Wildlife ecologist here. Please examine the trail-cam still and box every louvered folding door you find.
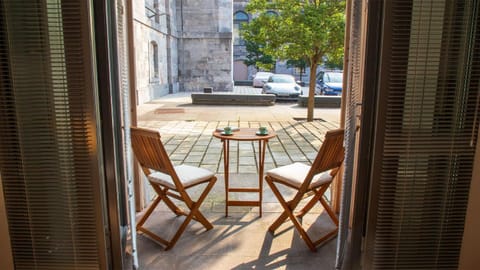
[0,1,121,269]
[361,1,480,269]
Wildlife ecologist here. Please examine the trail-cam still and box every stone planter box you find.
[191,93,276,106]
[297,95,342,108]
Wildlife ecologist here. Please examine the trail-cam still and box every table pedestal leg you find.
[258,140,268,217]
[223,139,230,217]
[222,136,269,217]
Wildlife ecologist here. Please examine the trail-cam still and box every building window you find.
[150,41,159,81]
[233,11,249,46]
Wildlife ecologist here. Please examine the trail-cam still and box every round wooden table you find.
[213,128,276,217]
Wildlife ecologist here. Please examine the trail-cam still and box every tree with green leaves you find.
[243,0,345,121]
[242,21,276,72]
[243,39,276,71]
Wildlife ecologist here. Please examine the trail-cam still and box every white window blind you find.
[365,0,480,269]
[0,1,107,269]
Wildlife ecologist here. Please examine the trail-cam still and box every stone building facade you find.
[133,0,233,105]
[177,0,233,92]
[133,0,179,104]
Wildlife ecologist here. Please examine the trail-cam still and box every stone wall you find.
[133,0,179,104]
[177,0,233,92]
[134,0,233,101]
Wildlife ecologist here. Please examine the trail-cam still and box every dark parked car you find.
[262,74,302,99]
[316,71,343,95]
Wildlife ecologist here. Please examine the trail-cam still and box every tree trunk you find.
[307,62,318,122]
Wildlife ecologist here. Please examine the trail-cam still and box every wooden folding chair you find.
[265,128,344,251]
[130,127,217,250]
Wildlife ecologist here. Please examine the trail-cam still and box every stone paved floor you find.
[138,120,339,174]
[134,87,341,269]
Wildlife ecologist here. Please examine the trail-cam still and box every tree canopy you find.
[243,39,276,71]
[242,0,345,121]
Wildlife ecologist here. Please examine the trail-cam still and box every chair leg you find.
[266,177,316,251]
[269,211,289,233]
[137,195,162,229]
[278,197,316,251]
[295,184,338,227]
[266,176,343,251]
[288,210,317,252]
[266,176,290,232]
[165,178,216,250]
[312,228,338,247]
[151,184,184,216]
[296,185,330,218]
[320,197,339,225]
[138,178,216,250]
[189,178,216,230]
[137,227,170,247]
[136,194,172,247]
[297,185,339,248]
[302,188,339,248]
[165,211,195,250]
[191,212,213,230]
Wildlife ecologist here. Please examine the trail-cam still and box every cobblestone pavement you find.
[135,87,341,268]
[136,86,341,174]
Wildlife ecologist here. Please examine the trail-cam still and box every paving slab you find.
[136,174,337,270]
[135,86,341,269]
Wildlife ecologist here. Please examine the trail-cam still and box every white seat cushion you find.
[266,162,333,189]
[148,164,215,190]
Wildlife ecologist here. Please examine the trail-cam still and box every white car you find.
[252,72,274,88]
[262,74,302,99]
